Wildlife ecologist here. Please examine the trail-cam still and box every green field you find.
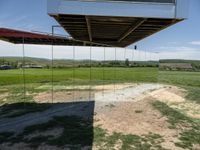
[159,71,200,87]
[1,67,200,86]
[0,67,158,104]
[0,67,159,86]
[0,67,199,104]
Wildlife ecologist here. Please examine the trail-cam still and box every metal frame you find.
[48,0,188,19]
[47,0,188,47]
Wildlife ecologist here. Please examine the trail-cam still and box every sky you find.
[0,0,200,60]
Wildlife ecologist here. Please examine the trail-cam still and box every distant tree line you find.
[0,57,159,69]
[54,59,159,68]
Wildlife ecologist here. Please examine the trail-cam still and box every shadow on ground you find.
[0,101,95,149]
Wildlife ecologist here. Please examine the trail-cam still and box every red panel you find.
[0,28,108,46]
[0,28,58,39]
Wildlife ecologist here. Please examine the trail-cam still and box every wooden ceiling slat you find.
[53,14,181,47]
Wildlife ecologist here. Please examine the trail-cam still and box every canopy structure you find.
[0,28,109,47]
[48,0,189,47]
[0,0,189,47]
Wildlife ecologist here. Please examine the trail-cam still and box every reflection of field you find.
[0,68,200,150]
[0,67,159,85]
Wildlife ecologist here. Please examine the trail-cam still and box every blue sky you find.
[0,0,200,60]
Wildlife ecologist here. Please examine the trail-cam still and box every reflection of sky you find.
[0,0,199,60]
[0,41,158,61]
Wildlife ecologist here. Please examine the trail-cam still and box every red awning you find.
[0,28,108,47]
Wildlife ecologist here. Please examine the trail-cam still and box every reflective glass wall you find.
[0,41,159,116]
[78,0,175,3]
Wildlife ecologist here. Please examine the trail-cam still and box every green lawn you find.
[0,67,159,86]
[0,68,200,115]
[159,71,200,87]
[0,67,158,105]
[1,67,200,87]
[1,68,200,101]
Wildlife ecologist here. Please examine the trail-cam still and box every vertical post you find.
[2,56,5,65]
[89,45,92,101]
[114,47,117,94]
[138,49,140,62]
[124,48,127,83]
[102,47,105,97]
[134,46,137,83]
[149,52,151,61]
[73,45,75,101]
[51,25,61,103]
[132,48,134,66]
[51,26,54,104]
[22,36,26,107]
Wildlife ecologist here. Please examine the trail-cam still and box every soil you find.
[94,98,182,150]
[34,83,137,103]
[0,83,198,150]
[150,86,200,119]
[0,92,8,103]
[149,86,186,103]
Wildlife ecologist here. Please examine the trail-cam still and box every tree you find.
[125,59,129,67]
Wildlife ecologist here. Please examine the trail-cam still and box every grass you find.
[153,101,200,149]
[1,68,199,87]
[152,101,191,129]
[159,71,200,87]
[0,67,159,86]
[184,86,200,104]
[0,116,92,148]
[0,103,51,118]
[0,115,166,149]
[24,116,93,148]
[94,127,166,150]
[0,68,200,149]
[0,115,93,148]
[0,132,14,144]
[0,67,158,104]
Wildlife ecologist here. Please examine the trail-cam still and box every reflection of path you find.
[0,101,94,133]
[94,83,163,112]
[0,83,163,133]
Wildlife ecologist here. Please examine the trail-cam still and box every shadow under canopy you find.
[0,101,95,149]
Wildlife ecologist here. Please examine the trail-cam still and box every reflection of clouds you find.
[158,50,200,60]
[0,41,159,61]
[155,45,200,60]
[157,46,197,52]
[190,41,200,46]
[1,40,199,61]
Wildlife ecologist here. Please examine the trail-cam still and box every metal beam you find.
[118,19,146,42]
[85,16,92,42]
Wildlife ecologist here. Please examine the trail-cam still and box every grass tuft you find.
[152,100,200,149]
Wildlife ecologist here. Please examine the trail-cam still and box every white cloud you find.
[0,41,158,61]
[0,40,199,61]
[158,51,200,60]
[190,41,200,45]
[154,45,200,60]
[157,46,197,52]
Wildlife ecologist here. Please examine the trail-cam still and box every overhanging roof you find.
[48,0,189,47]
[0,28,109,47]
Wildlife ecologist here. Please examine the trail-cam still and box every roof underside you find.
[53,15,181,47]
[0,28,108,47]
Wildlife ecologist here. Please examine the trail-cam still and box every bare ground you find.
[0,83,199,150]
